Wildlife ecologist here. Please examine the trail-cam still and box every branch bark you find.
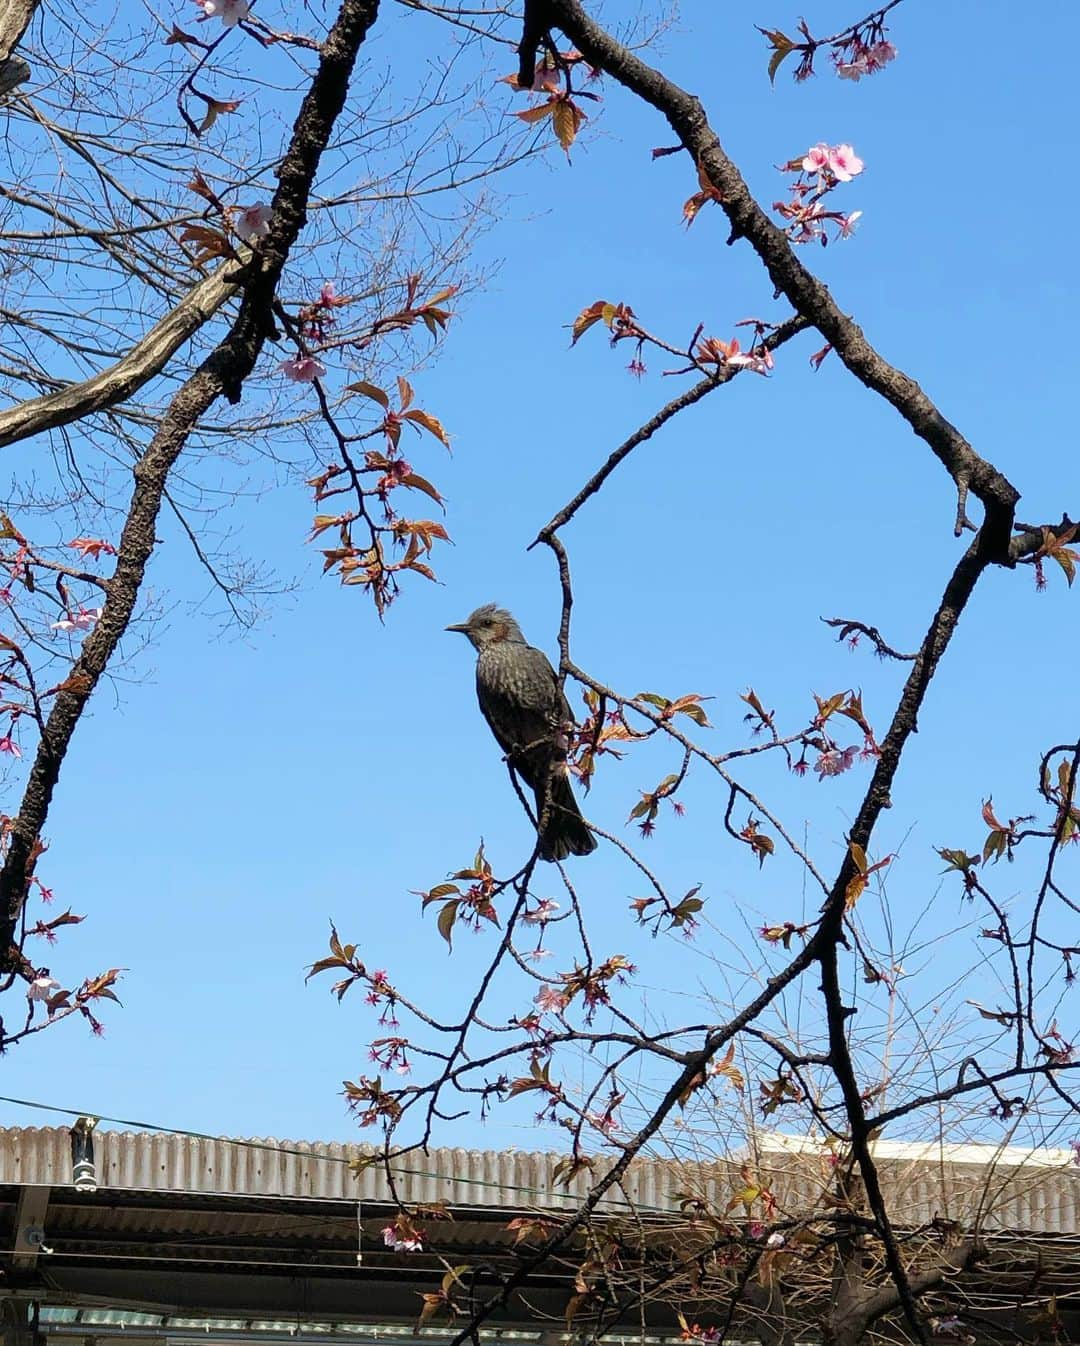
[835,1240,979,1346]
[0,0,35,62]
[0,260,240,448]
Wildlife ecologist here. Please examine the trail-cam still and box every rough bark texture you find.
[0,0,35,62]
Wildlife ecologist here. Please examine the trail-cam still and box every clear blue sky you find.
[4,0,1078,1154]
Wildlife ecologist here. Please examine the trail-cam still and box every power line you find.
[0,1093,677,1214]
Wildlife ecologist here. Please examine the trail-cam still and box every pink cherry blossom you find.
[585,1109,619,1136]
[523,899,560,924]
[828,144,864,182]
[838,210,863,239]
[867,41,897,70]
[280,356,326,383]
[836,58,870,81]
[0,734,20,758]
[234,202,273,243]
[51,607,102,633]
[535,985,565,1013]
[195,0,249,26]
[815,745,858,779]
[802,143,830,174]
[381,1226,423,1252]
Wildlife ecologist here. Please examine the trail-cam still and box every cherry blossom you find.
[194,0,249,27]
[585,1108,619,1136]
[828,144,864,182]
[837,211,863,238]
[51,607,102,633]
[868,40,898,70]
[776,148,865,244]
[836,58,870,81]
[799,143,864,184]
[815,745,858,779]
[801,143,830,174]
[28,975,61,1002]
[279,356,326,383]
[523,898,560,924]
[834,38,896,80]
[0,734,20,758]
[381,1225,423,1252]
[535,985,565,1013]
[234,202,273,243]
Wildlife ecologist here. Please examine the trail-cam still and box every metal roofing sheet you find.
[1,1125,1078,1233]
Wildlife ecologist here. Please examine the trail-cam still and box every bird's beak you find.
[445,622,469,634]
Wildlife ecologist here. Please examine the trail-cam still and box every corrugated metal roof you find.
[2,1125,1079,1233]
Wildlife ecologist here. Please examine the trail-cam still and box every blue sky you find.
[4,0,1078,1156]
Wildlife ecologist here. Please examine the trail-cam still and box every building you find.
[0,1125,1078,1345]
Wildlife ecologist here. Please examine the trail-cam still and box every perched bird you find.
[446,604,597,862]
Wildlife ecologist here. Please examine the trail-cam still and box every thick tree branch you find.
[0,0,35,62]
[826,1238,980,1346]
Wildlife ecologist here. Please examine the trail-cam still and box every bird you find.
[446,604,597,862]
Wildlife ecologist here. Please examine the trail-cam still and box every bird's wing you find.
[476,644,565,763]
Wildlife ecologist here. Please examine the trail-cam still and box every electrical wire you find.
[0,1092,671,1214]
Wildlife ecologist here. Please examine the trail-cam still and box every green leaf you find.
[757,27,796,85]
[937,847,979,873]
[636,692,670,709]
[754,27,797,84]
[437,899,459,947]
[983,829,1008,864]
[423,883,461,903]
[1051,548,1077,586]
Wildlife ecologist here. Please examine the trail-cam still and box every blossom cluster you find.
[835,38,897,81]
[774,143,864,246]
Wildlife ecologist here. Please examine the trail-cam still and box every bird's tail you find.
[536,771,597,862]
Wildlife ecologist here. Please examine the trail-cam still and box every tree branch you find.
[0,259,240,449]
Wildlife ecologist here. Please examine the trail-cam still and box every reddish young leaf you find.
[400,473,445,507]
[344,380,390,409]
[402,408,450,447]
